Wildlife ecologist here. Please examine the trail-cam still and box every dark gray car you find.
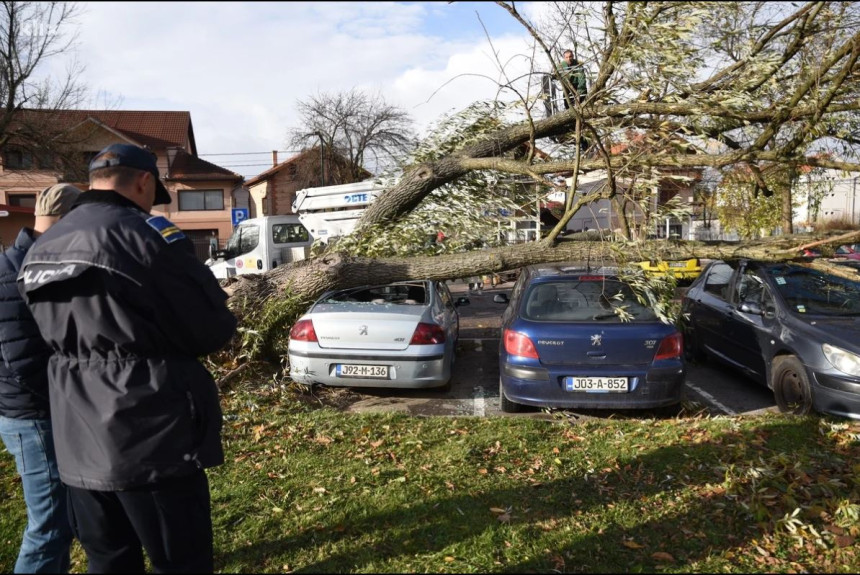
[681,259,860,419]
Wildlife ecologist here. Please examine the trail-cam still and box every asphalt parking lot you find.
[342,278,779,420]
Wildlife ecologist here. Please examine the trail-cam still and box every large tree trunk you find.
[227,230,860,311]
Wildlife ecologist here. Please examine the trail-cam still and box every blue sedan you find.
[495,263,685,413]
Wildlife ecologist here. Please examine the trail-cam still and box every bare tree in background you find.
[0,1,87,161]
[286,89,417,183]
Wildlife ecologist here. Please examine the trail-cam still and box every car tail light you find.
[410,323,446,345]
[289,319,318,342]
[654,333,682,361]
[504,329,539,359]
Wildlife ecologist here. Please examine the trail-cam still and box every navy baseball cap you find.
[88,143,172,205]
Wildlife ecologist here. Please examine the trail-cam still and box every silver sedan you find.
[288,280,469,390]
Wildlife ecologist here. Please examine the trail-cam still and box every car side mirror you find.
[455,297,470,307]
[739,301,763,315]
[493,293,509,304]
[212,249,229,260]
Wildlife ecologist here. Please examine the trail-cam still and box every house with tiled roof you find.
[0,109,245,259]
[244,147,371,218]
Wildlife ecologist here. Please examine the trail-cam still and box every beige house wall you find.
[165,180,236,246]
[248,181,270,218]
[0,171,66,204]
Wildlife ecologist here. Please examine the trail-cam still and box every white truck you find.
[292,179,386,243]
[206,179,386,279]
[205,214,313,279]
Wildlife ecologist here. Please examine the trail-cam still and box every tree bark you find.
[227,230,860,313]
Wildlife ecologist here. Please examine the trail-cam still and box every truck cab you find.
[206,215,312,279]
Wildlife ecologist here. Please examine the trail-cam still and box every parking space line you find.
[686,381,736,415]
[472,385,486,416]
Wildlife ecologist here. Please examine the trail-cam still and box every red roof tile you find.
[13,109,196,154]
[244,148,372,187]
[166,148,242,182]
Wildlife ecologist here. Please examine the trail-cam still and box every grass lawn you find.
[2,378,858,573]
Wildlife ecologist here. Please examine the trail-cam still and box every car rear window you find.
[767,267,860,315]
[522,279,658,322]
[322,283,427,305]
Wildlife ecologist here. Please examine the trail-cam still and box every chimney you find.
[272,150,278,167]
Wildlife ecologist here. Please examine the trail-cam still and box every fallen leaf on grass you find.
[623,540,645,549]
[497,513,511,523]
[490,507,507,514]
[651,552,674,562]
[835,535,856,548]
[444,556,455,562]
[313,487,326,494]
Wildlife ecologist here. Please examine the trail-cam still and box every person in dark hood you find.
[0,183,81,573]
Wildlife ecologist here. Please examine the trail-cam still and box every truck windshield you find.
[225,224,259,255]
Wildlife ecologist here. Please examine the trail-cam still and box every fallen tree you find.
[221,2,860,363]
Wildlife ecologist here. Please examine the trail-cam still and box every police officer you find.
[19,143,237,573]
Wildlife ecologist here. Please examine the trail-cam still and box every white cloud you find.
[52,1,540,178]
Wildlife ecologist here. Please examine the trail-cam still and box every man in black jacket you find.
[19,143,237,573]
[0,183,80,573]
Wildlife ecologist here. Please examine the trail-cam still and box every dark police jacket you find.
[0,228,52,420]
[18,190,237,491]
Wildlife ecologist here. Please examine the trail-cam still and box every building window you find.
[178,189,225,211]
[4,149,33,169]
[287,164,298,179]
[7,194,36,208]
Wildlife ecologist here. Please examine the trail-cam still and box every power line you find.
[199,150,297,157]
[216,162,286,167]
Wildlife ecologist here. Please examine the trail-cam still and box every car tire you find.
[772,355,814,415]
[499,377,521,413]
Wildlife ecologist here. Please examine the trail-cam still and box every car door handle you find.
[587,351,606,358]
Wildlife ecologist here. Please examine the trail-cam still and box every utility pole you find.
[317,132,325,186]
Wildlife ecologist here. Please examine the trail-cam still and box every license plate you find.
[669,262,688,268]
[336,364,389,379]
[564,376,628,392]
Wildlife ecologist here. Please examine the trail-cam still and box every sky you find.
[53,1,547,179]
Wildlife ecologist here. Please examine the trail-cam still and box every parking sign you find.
[231,208,249,226]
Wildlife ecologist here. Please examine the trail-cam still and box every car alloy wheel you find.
[772,355,813,415]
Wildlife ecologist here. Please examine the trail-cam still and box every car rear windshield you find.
[522,278,658,322]
[321,283,428,305]
[767,267,860,315]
